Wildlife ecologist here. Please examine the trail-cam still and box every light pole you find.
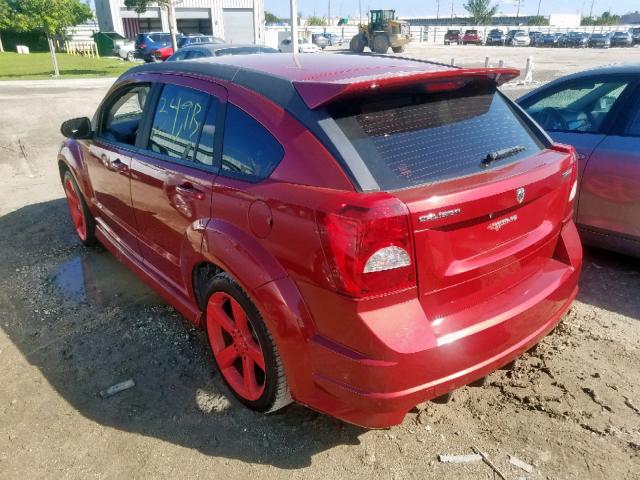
[536,0,542,16]
[290,0,298,53]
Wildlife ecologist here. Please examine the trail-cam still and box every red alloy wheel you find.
[206,292,267,401]
[63,177,87,241]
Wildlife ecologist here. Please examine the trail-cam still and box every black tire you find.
[126,51,135,61]
[349,34,365,53]
[391,45,405,53]
[203,272,292,413]
[62,170,97,246]
[372,34,390,54]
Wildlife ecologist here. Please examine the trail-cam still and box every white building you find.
[95,0,264,44]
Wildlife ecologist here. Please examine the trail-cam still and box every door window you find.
[221,105,284,181]
[522,79,629,133]
[148,84,209,161]
[100,84,150,146]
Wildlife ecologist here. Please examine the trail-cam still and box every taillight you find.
[139,43,147,49]
[317,195,416,298]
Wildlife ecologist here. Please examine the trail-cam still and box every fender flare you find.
[58,141,93,202]
[200,219,316,400]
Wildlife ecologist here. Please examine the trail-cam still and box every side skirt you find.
[95,219,202,325]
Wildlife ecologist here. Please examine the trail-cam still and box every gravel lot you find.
[1,45,640,479]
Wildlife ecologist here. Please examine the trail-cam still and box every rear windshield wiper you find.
[480,145,525,168]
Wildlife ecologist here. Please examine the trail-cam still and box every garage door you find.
[223,9,254,44]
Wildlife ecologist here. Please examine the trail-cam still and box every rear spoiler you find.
[292,67,520,109]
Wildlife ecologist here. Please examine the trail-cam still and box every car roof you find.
[180,43,271,51]
[126,53,518,109]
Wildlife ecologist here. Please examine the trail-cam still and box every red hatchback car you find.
[462,29,483,45]
[58,54,582,428]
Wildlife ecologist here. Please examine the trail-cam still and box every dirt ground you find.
[1,46,640,479]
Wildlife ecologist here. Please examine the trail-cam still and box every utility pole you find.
[589,0,595,18]
[167,1,178,52]
[516,0,522,20]
[436,0,440,21]
[290,0,298,53]
[328,0,331,26]
[450,0,454,23]
[536,0,542,16]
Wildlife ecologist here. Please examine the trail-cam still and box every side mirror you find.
[61,117,93,139]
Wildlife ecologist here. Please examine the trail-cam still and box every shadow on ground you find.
[578,245,640,319]
[2,200,639,468]
[0,199,364,469]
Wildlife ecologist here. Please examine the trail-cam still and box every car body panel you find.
[517,65,640,256]
[58,54,582,427]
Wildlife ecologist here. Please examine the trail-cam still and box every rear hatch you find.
[325,80,575,319]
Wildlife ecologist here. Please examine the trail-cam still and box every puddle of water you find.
[54,251,162,308]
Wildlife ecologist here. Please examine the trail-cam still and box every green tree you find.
[124,0,179,51]
[463,0,498,25]
[0,0,10,52]
[306,15,326,26]
[528,15,549,26]
[581,11,621,26]
[264,11,280,24]
[7,0,92,76]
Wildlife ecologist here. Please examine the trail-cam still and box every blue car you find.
[134,32,172,62]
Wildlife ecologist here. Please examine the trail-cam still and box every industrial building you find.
[94,0,264,44]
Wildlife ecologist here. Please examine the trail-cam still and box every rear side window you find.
[149,34,171,43]
[329,83,544,190]
[148,84,208,161]
[221,105,284,181]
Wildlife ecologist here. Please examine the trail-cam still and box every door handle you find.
[106,158,128,173]
[175,183,205,200]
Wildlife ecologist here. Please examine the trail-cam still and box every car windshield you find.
[613,32,627,37]
[465,30,478,35]
[328,82,544,190]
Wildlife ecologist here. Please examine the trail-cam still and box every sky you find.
[265,0,639,19]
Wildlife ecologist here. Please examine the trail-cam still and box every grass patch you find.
[0,52,135,80]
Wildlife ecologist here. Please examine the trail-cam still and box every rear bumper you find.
[299,220,582,428]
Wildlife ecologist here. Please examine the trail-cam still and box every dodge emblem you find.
[516,187,525,204]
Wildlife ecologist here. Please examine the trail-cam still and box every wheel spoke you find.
[247,341,265,370]
[231,299,249,333]
[242,356,260,398]
[208,301,236,334]
[216,344,239,368]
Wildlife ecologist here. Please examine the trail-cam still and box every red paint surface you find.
[58,57,581,427]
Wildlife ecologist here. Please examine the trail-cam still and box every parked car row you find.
[448,28,638,48]
[137,33,226,62]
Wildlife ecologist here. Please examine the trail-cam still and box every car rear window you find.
[149,34,171,43]
[328,82,545,191]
